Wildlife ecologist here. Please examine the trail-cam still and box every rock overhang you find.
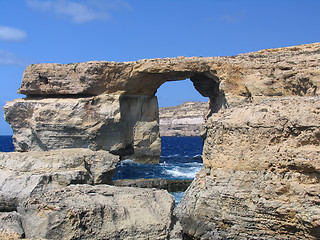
[17,57,223,97]
[17,42,320,106]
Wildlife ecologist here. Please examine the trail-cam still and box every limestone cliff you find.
[175,96,320,239]
[4,95,160,163]
[159,101,207,136]
[5,42,320,161]
[1,42,320,239]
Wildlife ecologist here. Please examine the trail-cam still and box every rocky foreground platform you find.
[1,42,320,239]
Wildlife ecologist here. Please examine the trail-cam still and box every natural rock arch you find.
[7,58,229,163]
[2,43,320,239]
[5,44,320,163]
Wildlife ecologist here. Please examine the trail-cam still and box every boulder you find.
[175,96,320,239]
[0,149,119,211]
[17,184,180,240]
[0,212,24,239]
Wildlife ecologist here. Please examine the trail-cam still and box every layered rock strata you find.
[5,42,320,161]
[0,149,119,211]
[1,42,320,239]
[159,101,207,136]
[17,184,180,240]
[4,95,160,163]
[175,96,320,239]
[5,42,320,160]
[18,43,320,101]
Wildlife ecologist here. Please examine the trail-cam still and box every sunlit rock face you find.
[4,94,160,163]
[175,96,320,239]
[17,185,178,240]
[18,43,320,102]
[2,42,320,239]
[0,149,119,211]
[7,43,320,159]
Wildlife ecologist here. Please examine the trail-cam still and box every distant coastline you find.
[159,101,207,137]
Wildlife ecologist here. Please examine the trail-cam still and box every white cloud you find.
[206,11,246,24]
[26,0,130,23]
[0,49,31,67]
[0,26,27,42]
[220,11,246,24]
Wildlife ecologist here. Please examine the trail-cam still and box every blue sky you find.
[0,0,319,135]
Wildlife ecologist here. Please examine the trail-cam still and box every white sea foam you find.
[121,159,135,163]
[185,162,203,166]
[118,159,143,166]
[163,164,203,179]
[165,154,179,158]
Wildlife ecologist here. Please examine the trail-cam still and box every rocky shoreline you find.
[113,178,193,192]
[1,42,319,239]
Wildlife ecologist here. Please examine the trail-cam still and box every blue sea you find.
[113,136,203,180]
[0,136,14,152]
[0,136,203,204]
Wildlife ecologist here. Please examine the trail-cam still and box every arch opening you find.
[112,74,223,204]
[156,78,209,108]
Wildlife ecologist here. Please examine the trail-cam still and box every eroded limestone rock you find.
[0,149,119,211]
[17,184,180,240]
[0,212,24,240]
[4,94,160,163]
[175,96,320,239]
[2,42,320,239]
[18,43,320,106]
[18,59,217,96]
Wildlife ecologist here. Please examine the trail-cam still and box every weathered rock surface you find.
[5,43,320,160]
[113,178,193,192]
[159,101,208,136]
[18,43,320,105]
[175,96,320,239]
[18,59,217,96]
[4,94,160,163]
[202,96,320,170]
[0,212,24,239]
[0,149,119,211]
[17,184,180,240]
[2,42,320,239]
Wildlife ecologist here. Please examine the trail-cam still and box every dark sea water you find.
[0,135,203,204]
[113,136,203,180]
[114,136,204,205]
[0,136,14,152]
